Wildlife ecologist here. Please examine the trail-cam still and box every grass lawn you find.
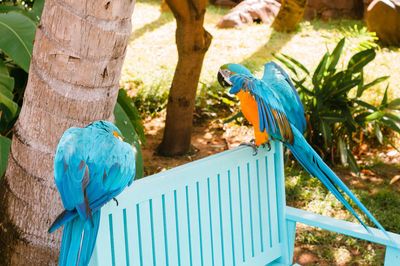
[124,0,400,264]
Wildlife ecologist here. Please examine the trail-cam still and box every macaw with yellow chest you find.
[218,62,389,237]
[48,120,136,266]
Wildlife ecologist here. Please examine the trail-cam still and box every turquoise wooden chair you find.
[88,141,400,266]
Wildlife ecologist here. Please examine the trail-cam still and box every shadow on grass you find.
[131,11,174,41]
[240,28,296,73]
[307,19,366,31]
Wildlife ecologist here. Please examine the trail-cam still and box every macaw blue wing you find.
[262,62,307,134]
[225,63,390,240]
[54,126,135,219]
[51,121,136,266]
[230,74,295,144]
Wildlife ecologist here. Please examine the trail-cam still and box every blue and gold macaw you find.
[218,62,389,237]
[49,120,136,266]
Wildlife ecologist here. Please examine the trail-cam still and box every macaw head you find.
[218,63,252,94]
[88,120,124,141]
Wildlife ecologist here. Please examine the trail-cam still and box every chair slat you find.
[151,196,167,266]
[197,178,213,266]
[266,155,279,246]
[209,173,224,266]
[175,187,191,266]
[137,201,154,266]
[238,162,253,262]
[110,209,128,266]
[248,159,262,257]
[163,191,179,266]
[187,182,202,266]
[219,170,234,266]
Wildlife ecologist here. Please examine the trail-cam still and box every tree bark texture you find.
[0,0,135,264]
[158,0,212,156]
[272,0,308,32]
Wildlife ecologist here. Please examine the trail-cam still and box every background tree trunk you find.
[158,0,212,156]
[272,0,308,32]
[0,0,135,264]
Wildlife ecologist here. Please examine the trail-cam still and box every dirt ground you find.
[141,113,253,176]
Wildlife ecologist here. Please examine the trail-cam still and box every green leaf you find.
[312,53,329,90]
[0,5,38,23]
[338,137,347,166]
[223,111,243,123]
[347,49,375,73]
[280,53,310,75]
[354,111,373,124]
[343,108,357,132]
[114,102,144,180]
[0,90,19,121]
[0,59,15,97]
[356,76,389,98]
[353,99,378,111]
[329,79,360,98]
[381,84,389,106]
[381,118,400,132]
[364,111,384,122]
[347,149,359,174]
[0,136,11,179]
[117,89,146,146]
[327,38,345,72]
[294,78,314,96]
[320,113,346,122]
[0,12,36,72]
[387,98,400,109]
[375,123,383,144]
[0,73,14,98]
[383,113,400,123]
[382,135,400,153]
[320,119,331,147]
[31,0,45,23]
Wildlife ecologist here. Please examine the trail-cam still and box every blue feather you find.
[59,211,101,266]
[50,121,136,265]
[286,127,392,238]
[224,62,390,240]
[262,62,306,133]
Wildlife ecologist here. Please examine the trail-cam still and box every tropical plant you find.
[0,0,43,178]
[273,38,400,172]
[115,88,145,179]
[339,24,379,51]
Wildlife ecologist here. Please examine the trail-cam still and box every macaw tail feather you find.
[286,126,390,239]
[49,209,77,233]
[59,210,101,266]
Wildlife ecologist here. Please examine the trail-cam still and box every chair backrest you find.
[89,142,288,266]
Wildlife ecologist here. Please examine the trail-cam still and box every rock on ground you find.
[366,0,400,46]
[216,0,281,28]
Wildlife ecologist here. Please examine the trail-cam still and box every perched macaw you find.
[49,120,136,266]
[218,62,389,237]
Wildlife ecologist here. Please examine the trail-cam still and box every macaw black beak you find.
[218,68,233,87]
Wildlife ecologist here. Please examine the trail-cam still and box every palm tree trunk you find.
[272,0,308,32]
[0,0,135,264]
[158,0,212,156]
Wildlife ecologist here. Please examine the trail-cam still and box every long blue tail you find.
[286,126,390,239]
[59,210,101,266]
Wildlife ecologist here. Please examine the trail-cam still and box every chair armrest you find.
[285,206,400,248]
